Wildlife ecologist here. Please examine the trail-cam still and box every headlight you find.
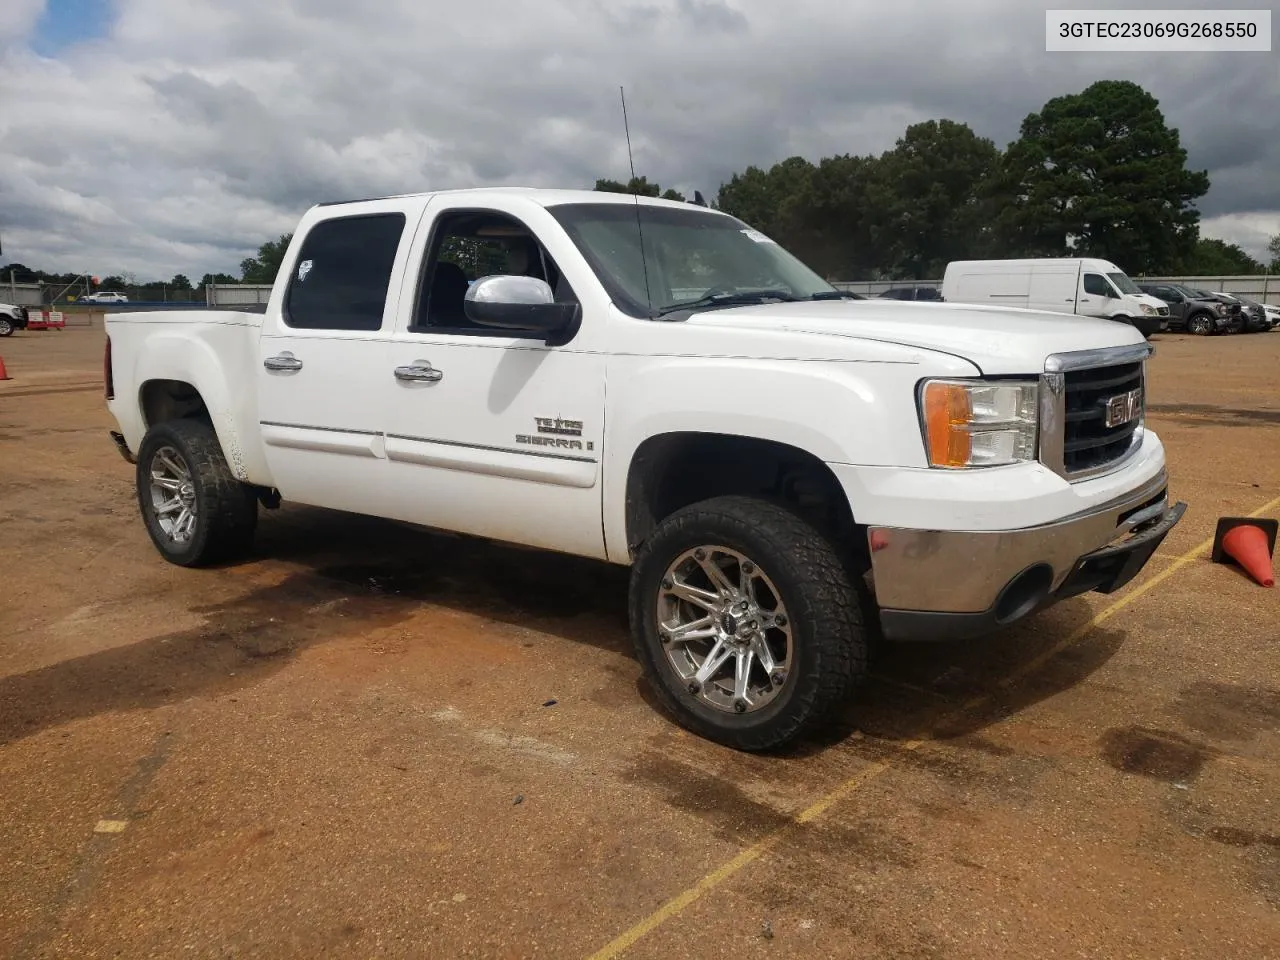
[1215,303,1227,314]
[919,380,1039,469]
[1139,304,1155,315]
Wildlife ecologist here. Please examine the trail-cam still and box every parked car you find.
[1187,289,1249,335]
[0,302,28,336]
[103,187,1185,751]
[878,285,943,302]
[1259,301,1280,328]
[941,257,1168,337]
[1135,283,1237,335]
[80,291,130,304]
[1229,296,1274,333]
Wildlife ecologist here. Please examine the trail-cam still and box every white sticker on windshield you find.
[297,259,313,282]
[740,228,776,244]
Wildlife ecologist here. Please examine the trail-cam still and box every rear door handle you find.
[264,353,303,371]
[394,363,443,383]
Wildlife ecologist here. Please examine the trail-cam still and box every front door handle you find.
[394,363,443,383]
[264,353,303,372]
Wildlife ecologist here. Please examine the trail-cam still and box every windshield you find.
[547,202,837,317]
[1107,271,1141,296]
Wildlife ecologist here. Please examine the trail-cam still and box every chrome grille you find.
[1156,306,1169,317]
[1039,344,1151,481]
[1062,362,1144,474]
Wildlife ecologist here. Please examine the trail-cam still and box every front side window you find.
[1082,273,1115,298]
[284,213,406,331]
[547,202,836,317]
[412,209,577,333]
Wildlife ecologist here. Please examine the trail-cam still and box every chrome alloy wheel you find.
[148,445,198,544]
[656,545,793,714]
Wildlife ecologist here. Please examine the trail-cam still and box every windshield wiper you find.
[657,288,799,316]
[807,291,862,301]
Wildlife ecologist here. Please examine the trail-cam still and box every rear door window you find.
[284,213,407,331]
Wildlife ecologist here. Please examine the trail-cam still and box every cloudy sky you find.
[1,0,1276,280]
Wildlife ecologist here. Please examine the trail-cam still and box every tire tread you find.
[136,418,257,566]
[629,495,867,752]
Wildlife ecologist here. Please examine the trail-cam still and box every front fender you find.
[601,351,979,562]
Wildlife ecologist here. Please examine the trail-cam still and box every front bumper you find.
[868,469,1186,641]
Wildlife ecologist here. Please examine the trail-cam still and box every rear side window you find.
[284,213,406,331]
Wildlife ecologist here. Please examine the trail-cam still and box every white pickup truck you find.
[104,187,1185,751]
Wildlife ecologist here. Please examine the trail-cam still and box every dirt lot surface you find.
[2,323,1278,959]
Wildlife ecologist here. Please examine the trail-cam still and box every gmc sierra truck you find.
[103,188,1185,751]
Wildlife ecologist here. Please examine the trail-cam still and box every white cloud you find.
[0,0,1277,278]
[1201,213,1280,264]
[0,0,43,46]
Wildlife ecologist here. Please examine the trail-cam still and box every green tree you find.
[1177,237,1263,275]
[773,154,882,279]
[594,176,684,201]
[169,274,192,289]
[875,120,1002,277]
[715,156,815,240]
[995,80,1209,274]
[1268,233,1280,272]
[240,233,294,283]
[201,272,239,286]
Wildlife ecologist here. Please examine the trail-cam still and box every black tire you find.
[628,495,867,752]
[1187,313,1214,336]
[1113,315,1155,339]
[135,418,258,566]
[0,317,13,337]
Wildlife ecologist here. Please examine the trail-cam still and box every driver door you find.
[377,194,609,559]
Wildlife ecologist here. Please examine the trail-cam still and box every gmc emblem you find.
[1104,387,1143,429]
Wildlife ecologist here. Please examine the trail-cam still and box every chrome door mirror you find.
[463,275,578,341]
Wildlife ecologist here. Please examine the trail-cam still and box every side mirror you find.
[463,275,580,343]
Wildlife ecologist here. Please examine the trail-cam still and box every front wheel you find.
[0,317,13,337]
[1187,313,1214,336]
[135,418,258,566]
[628,496,868,752]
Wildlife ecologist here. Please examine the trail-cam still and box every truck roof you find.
[314,186,708,212]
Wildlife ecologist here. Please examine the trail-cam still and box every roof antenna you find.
[619,85,655,318]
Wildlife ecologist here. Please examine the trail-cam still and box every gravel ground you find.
[1,322,1278,960]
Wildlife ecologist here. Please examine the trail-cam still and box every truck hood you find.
[681,299,1146,375]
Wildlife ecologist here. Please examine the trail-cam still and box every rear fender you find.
[127,332,269,484]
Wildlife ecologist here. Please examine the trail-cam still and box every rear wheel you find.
[0,317,12,337]
[628,496,867,752]
[135,419,258,566]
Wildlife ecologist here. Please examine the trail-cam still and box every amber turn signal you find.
[923,381,973,468]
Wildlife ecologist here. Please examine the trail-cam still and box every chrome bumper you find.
[867,470,1186,641]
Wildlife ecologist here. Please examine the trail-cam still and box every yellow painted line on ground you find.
[584,492,1280,960]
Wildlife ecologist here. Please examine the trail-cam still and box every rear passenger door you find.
[256,204,420,515]
[1153,286,1187,325]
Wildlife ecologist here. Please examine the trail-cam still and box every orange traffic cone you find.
[0,356,9,381]
[1211,517,1277,587]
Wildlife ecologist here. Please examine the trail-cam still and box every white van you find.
[941,258,1168,338]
